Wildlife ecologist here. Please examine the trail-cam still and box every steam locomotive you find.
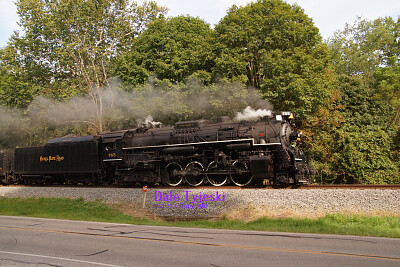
[0,112,311,186]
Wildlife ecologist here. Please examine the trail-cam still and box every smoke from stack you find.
[0,80,273,148]
[234,106,272,121]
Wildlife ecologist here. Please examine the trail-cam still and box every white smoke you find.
[140,115,162,128]
[0,80,275,148]
[234,106,272,121]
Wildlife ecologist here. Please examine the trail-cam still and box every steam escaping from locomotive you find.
[234,106,272,121]
[140,115,162,128]
[0,80,276,149]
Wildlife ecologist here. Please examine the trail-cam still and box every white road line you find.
[0,250,123,267]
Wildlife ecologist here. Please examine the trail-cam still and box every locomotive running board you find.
[123,139,254,150]
[123,139,282,150]
[103,159,123,162]
[253,143,281,146]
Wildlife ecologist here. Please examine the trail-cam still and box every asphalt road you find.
[0,216,399,267]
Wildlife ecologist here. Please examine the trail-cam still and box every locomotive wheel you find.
[185,161,204,186]
[206,161,229,186]
[164,163,183,186]
[231,161,253,186]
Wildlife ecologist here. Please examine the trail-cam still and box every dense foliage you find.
[325,17,400,184]
[214,0,334,122]
[113,16,215,87]
[0,0,399,183]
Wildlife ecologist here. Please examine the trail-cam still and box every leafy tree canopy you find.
[214,0,334,122]
[6,0,167,98]
[374,62,400,128]
[329,16,400,80]
[1,0,167,132]
[112,15,215,87]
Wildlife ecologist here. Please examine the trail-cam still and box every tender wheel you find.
[206,161,229,186]
[231,161,253,186]
[35,176,45,185]
[164,163,183,186]
[185,161,204,186]
[84,176,95,185]
[4,174,16,185]
[101,167,115,185]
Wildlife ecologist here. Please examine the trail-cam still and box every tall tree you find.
[328,17,399,81]
[214,0,334,121]
[0,46,36,108]
[326,16,400,183]
[113,15,215,87]
[6,0,167,132]
[375,63,400,127]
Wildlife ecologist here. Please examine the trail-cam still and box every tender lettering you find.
[40,155,64,163]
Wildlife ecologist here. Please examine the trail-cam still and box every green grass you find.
[0,197,399,238]
[0,197,152,224]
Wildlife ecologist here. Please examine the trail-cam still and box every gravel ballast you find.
[0,187,399,218]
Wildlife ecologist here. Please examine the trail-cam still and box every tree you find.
[322,76,398,183]
[375,63,400,127]
[328,16,400,80]
[331,124,399,184]
[214,0,334,122]
[0,42,39,108]
[6,0,167,132]
[326,17,400,183]
[113,15,215,87]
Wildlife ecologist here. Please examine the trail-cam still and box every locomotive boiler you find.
[1,111,311,186]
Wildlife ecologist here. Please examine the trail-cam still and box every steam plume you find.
[140,115,162,128]
[0,80,273,148]
[234,106,272,121]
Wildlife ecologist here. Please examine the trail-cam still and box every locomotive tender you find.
[0,112,311,186]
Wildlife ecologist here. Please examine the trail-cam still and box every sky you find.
[0,0,399,48]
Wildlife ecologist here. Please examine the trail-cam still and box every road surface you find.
[0,216,399,266]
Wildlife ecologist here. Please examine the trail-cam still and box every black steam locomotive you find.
[0,112,311,186]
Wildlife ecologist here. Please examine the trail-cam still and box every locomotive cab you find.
[100,130,127,162]
[98,130,129,184]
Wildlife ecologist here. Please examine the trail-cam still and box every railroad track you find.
[1,184,400,189]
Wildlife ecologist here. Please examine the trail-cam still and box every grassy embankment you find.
[0,197,399,238]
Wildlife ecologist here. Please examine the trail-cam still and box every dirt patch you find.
[116,202,161,220]
[116,202,221,222]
